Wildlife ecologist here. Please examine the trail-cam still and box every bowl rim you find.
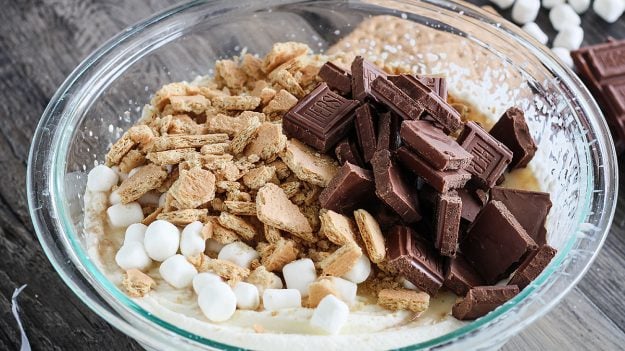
[27,0,619,350]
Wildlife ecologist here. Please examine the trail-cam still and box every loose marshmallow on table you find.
[522,22,549,45]
[124,223,148,245]
[198,281,237,322]
[542,0,564,9]
[553,25,584,50]
[218,242,259,269]
[87,165,119,192]
[115,241,152,271]
[327,277,357,306]
[282,258,317,297]
[549,4,581,31]
[159,254,198,289]
[593,0,625,23]
[263,289,302,310]
[180,221,206,258]
[310,295,350,335]
[551,47,574,68]
[193,272,223,295]
[341,254,371,284]
[512,0,540,24]
[143,220,180,261]
[569,0,591,13]
[233,282,260,310]
[489,0,515,9]
[107,202,144,228]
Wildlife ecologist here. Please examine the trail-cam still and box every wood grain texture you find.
[0,0,623,350]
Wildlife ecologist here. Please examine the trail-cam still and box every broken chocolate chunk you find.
[490,186,552,245]
[354,104,378,163]
[457,122,512,189]
[462,200,538,283]
[370,76,425,121]
[351,56,387,102]
[319,162,375,213]
[386,226,445,295]
[400,119,473,171]
[456,187,486,223]
[508,245,557,290]
[489,107,537,169]
[318,62,352,95]
[334,138,364,167]
[452,285,520,320]
[435,191,462,257]
[417,75,448,100]
[377,111,402,152]
[283,82,359,152]
[371,150,421,223]
[396,147,472,193]
[444,254,485,296]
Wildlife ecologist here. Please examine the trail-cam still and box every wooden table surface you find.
[0,0,623,350]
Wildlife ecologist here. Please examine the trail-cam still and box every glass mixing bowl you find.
[27,0,618,350]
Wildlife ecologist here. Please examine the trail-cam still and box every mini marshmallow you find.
[593,0,625,23]
[110,165,128,181]
[551,47,574,68]
[124,223,148,245]
[233,282,260,310]
[180,221,206,258]
[522,22,549,45]
[115,241,152,271]
[489,0,515,9]
[310,295,350,335]
[568,0,591,13]
[542,0,564,9]
[262,289,302,310]
[159,254,198,289]
[87,165,119,192]
[198,281,237,322]
[282,259,317,297]
[218,242,259,269]
[109,190,122,205]
[553,25,584,50]
[107,202,144,228]
[341,254,371,284]
[193,272,223,295]
[138,191,161,206]
[206,239,225,254]
[549,4,581,31]
[512,0,540,24]
[144,220,180,261]
[328,277,357,306]
[402,277,419,290]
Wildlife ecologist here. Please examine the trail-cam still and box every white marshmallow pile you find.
[217,241,259,269]
[144,220,180,261]
[263,289,302,310]
[594,0,625,23]
[180,221,205,258]
[341,254,371,284]
[159,254,198,289]
[87,165,119,192]
[107,202,144,228]
[283,259,317,297]
[233,282,260,310]
[198,281,237,322]
[511,0,541,24]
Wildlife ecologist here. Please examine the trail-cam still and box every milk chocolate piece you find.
[509,245,557,290]
[319,162,375,213]
[435,191,461,257]
[417,75,448,100]
[457,122,512,189]
[452,285,519,320]
[318,62,352,95]
[389,74,462,133]
[456,188,485,223]
[490,187,552,245]
[396,147,472,193]
[400,120,473,171]
[489,107,537,169]
[371,150,421,223]
[370,76,425,121]
[334,138,364,167]
[462,200,538,283]
[354,104,378,163]
[387,226,445,295]
[351,56,387,102]
[444,254,485,296]
[283,83,359,152]
[377,112,402,152]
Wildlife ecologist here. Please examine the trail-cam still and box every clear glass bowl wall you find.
[27,0,617,350]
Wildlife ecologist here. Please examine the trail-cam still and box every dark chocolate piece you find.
[396,147,472,193]
[370,150,421,223]
[417,75,448,100]
[400,120,473,171]
[462,200,538,283]
[318,62,352,96]
[354,104,378,163]
[456,188,485,223]
[444,255,485,296]
[283,83,359,152]
[452,285,519,320]
[319,162,375,213]
[508,245,557,290]
[387,226,445,295]
[489,107,537,169]
[457,122,512,189]
[490,186,552,246]
[376,112,401,152]
[389,74,462,133]
[435,191,461,257]
[334,138,364,167]
[370,76,425,120]
[351,56,387,102]
[373,203,402,231]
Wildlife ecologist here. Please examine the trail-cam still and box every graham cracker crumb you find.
[262,42,310,73]
[206,112,258,137]
[354,209,386,263]
[307,279,339,308]
[224,201,257,216]
[281,139,338,187]
[262,89,298,116]
[211,220,240,244]
[229,116,261,155]
[256,183,314,241]
[213,95,261,111]
[242,165,276,190]
[169,95,211,115]
[253,324,265,333]
[319,242,362,277]
[200,142,230,155]
[218,212,257,241]
[378,289,430,313]
[203,257,250,283]
[168,167,216,209]
[244,122,287,161]
[201,221,214,240]
[106,133,136,166]
[260,238,299,272]
[215,59,247,90]
[246,266,282,292]
[128,125,155,147]
[240,54,263,81]
[119,149,146,174]
[151,82,195,110]
[117,164,167,204]
[280,181,301,198]
[269,160,291,180]
[263,224,282,244]
[141,207,163,226]
[122,269,156,297]
[157,167,179,193]
[201,154,234,171]
[150,134,229,152]
[157,208,208,226]
[271,69,305,97]
[319,209,358,246]
[146,148,198,165]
